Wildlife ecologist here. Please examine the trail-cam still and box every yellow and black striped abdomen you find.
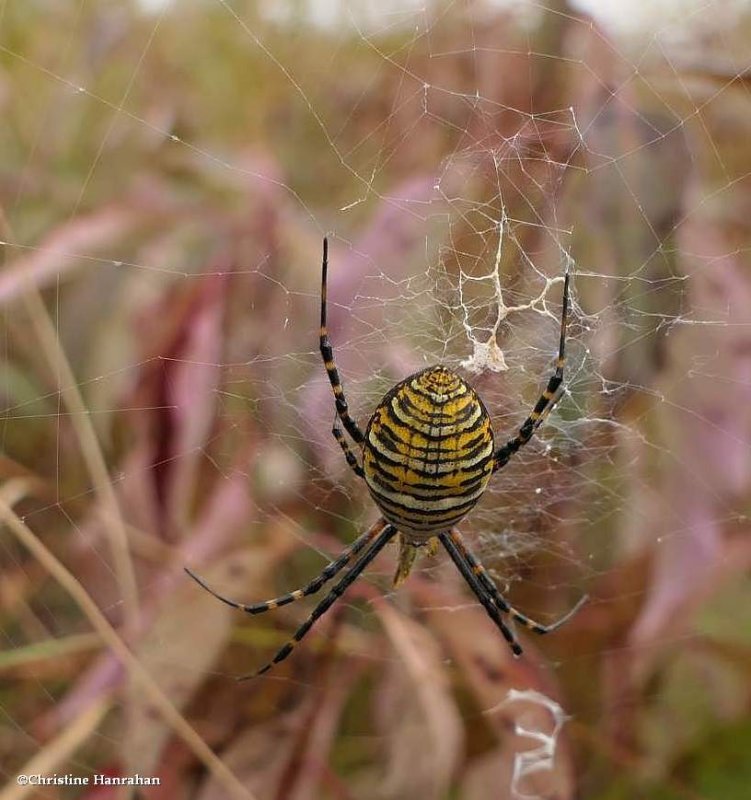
[363,365,494,538]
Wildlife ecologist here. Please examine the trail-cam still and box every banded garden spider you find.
[186,238,587,678]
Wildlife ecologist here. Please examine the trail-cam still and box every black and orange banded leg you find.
[493,267,570,473]
[439,530,522,656]
[446,528,587,638]
[320,237,366,457]
[184,520,387,617]
[245,523,397,679]
[332,419,364,478]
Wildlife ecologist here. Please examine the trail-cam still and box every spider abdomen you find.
[363,365,494,537]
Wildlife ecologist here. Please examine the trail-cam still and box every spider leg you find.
[320,237,366,448]
[332,417,364,478]
[184,519,387,615]
[438,530,522,656]
[446,528,587,636]
[493,267,570,473]
[244,523,397,679]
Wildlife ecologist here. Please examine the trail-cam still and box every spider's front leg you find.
[185,519,389,617]
[439,530,522,654]
[442,528,587,649]
[246,522,397,679]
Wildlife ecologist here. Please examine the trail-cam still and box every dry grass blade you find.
[0,697,111,800]
[0,489,258,800]
[375,600,463,799]
[22,285,140,634]
[0,206,138,304]
[0,633,101,673]
[124,575,234,778]
[37,467,260,737]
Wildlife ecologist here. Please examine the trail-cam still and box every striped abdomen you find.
[363,365,494,538]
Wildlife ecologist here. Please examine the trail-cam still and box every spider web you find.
[0,2,750,800]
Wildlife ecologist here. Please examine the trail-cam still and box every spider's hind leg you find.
[331,417,364,478]
[493,268,571,473]
[320,237,366,446]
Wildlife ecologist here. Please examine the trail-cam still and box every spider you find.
[186,237,587,678]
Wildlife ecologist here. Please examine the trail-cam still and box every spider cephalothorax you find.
[186,237,586,677]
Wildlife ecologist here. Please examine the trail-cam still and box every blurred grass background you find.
[0,1,750,799]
